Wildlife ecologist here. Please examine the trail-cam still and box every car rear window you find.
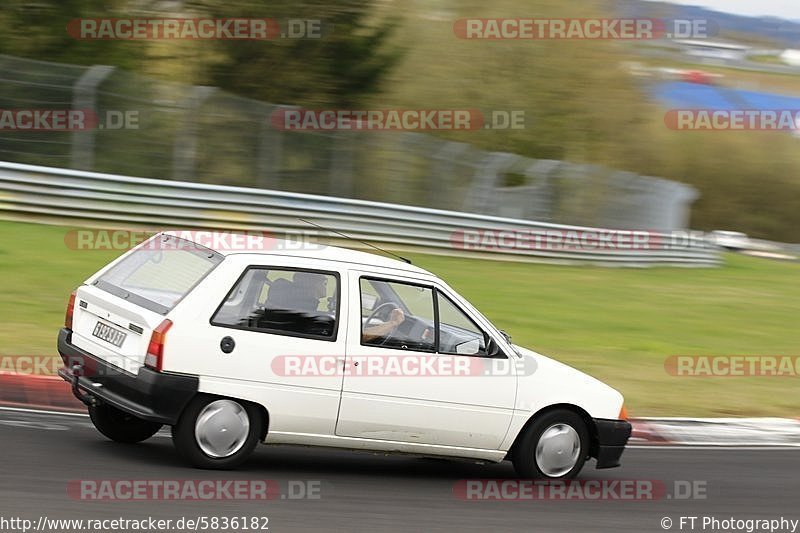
[94,234,224,314]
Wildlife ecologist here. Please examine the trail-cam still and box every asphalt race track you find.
[0,407,797,532]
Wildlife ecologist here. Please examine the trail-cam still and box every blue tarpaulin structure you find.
[651,81,800,110]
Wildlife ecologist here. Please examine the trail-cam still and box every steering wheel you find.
[365,302,403,346]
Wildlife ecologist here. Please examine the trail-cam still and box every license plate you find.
[92,321,127,348]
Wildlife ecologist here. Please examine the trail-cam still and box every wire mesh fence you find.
[0,54,698,230]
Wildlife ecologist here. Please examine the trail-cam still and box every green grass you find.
[2,220,799,417]
[749,55,784,66]
[0,221,117,352]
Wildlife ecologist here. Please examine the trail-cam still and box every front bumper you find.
[592,418,632,469]
[56,327,197,425]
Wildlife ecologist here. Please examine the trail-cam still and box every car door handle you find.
[220,336,236,354]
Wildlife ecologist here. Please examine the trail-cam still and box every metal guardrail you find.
[738,238,799,262]
[0,162,720,267]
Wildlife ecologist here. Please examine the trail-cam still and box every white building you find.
[674,39,750,62]
[780,49,800,67]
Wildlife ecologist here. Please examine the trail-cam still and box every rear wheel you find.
[88,403,163,443]
[172,395,262,469]
[512,409,589,479]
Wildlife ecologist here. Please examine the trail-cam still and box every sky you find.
[643,0,800,20]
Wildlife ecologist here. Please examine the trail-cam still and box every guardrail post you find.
[71,65,115,170]
[525,159,561,222]
[638,177,698,231]
[258,105,287,189]
[431,141,469,210]
[172,86,216,181]
[463,152,516,215]
[330,131,355,198]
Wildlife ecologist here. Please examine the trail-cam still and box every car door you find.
[335,270,517,450]
[178,262,348,437]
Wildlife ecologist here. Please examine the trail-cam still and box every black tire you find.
[171,395,263,469]
[88,403,163,443]
[512,409,589,479]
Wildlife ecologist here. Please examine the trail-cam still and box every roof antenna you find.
[298,218,412,264]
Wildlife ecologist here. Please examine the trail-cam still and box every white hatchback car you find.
[58,231,631,478]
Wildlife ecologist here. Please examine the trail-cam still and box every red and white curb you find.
[0,373,82,412]
[630,417,800,447]
[1,373,798,446]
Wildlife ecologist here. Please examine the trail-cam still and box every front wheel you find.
[88,403,163,443]
[512,409,589,479]
[172,395,263,469]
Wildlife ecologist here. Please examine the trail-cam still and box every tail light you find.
[64,291,77,330]
[619,404,629,421]
[145,319,173,372]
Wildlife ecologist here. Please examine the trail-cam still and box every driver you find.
[362,308,405,342]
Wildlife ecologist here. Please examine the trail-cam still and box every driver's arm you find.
[362,308,405,342]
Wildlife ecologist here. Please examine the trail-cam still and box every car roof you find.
[161,230,433,276]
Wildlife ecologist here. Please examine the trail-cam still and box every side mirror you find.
[486,337,503,358]
[455,338,481,355]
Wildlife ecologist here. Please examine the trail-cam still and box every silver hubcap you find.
[194,400,250,458]
[535,423,581,477]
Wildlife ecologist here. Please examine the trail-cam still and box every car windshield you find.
[95,234,224,314]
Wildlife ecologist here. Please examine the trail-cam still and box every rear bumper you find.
[592,418,632,469]
[57,327,197,425]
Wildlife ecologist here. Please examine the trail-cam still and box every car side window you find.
[212,267,339,340]
[360,278,435,352]
[436,292,488,356]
